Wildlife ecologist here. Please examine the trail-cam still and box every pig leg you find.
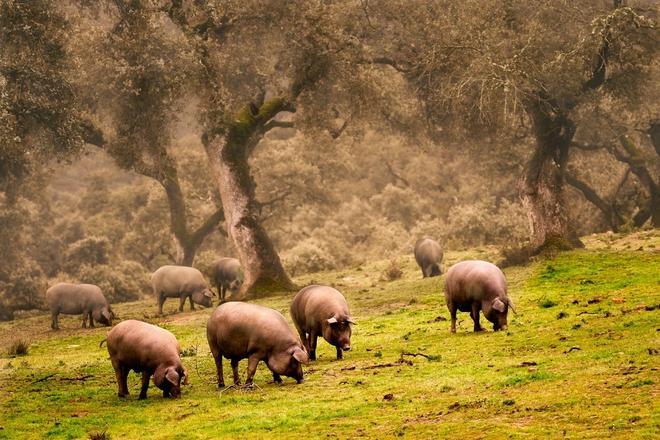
[336,346,343,360]
[310,332,318,361]
[178,295,186,312]
[230,359,241,386]
[81,312,88,328]
[471,303,483,332]
[244,355,261,387]
[212,352,225,388]
[51,312,59,330]
[272,372,282,384]
[158,292,166,316]
[113,362,130,397]
[89,311,95,328]
[448,302,457,333]
[189,295,195,311]
[139,371,150,400]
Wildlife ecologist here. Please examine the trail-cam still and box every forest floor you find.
[0,230,658,439]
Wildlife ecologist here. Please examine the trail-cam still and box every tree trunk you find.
[204,105,295,298]
[519,97,582,251]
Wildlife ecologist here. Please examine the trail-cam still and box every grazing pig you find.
[211,257,244,303]
[414,237,444,277]
[206,302,309,388]
[151,265,214,315]
[46,282,114,330]
[106,320,188,399]
[444,260,516,333]
[290,285,355,360]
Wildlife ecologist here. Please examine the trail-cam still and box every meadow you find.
[0,231,658,439]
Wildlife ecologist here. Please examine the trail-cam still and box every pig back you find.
[46,283,105,314]
[107,320,180,370]
[152,265,207,297]
[207,302,298,357]
[445,260,507,304]
[212,258,240,281]
[291,285,350,330]
[414,238,443,265]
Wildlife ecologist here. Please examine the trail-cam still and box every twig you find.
[60,375,93,381]
[31,374,56,384]
[401,351,431,360]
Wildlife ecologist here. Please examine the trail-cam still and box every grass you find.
[0,231,659,439]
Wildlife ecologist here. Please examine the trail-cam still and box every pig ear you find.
[326,316,338,325]
[507,298,517,314]
[204,290,213,298]
[292,347,309,365]
[492,298,506,313]
[165,367,180,386]
[182,368,190,385]
[346,317,357,325]
[101,309,112,321]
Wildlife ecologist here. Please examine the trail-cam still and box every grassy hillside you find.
[0,231,658,439]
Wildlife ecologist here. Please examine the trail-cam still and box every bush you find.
[282,238,336,276]
[382,258,403,281]
[76,260,149,303]
[62,236,110,274]
[8,339,29,357]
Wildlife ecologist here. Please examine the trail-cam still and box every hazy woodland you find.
[0,0,658,438]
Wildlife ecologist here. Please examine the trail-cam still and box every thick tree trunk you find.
[204,104,295,298]
[519,97,582,251]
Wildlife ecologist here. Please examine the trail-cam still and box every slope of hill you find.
[0,231,658,439]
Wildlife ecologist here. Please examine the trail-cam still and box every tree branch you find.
[189,207,225,249]
[263,120,295,133]
[565,171,622,230]
[382,158,410,187]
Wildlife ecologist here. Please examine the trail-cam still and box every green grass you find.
[1,231,659,439]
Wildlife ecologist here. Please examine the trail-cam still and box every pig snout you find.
[342,344,351,351]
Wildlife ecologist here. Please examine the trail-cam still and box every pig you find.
[444,260,516,333]
[414,237,444,277]
[151,265,214,315]
[211,257,244,303]
[106,320,188,399]
[290,285,355,361]
[206,302,309,388]
[46,282,114,330]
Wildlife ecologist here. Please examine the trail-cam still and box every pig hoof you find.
[118,393,128,398]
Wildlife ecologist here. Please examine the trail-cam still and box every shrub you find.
[76,260,149,303]
[8,339,29,357]
[282,238,336,276]
[62,237,110,274]
[382,258,403,281]
[88,430,111,440]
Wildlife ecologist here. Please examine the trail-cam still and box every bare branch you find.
[382,158,410,187]
[263,120,295,133]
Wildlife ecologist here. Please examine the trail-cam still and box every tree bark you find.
[519,96,582,251]
[204,99,296,298]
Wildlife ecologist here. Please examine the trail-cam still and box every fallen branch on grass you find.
[31,374,56,384]
[59,375,93,381]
